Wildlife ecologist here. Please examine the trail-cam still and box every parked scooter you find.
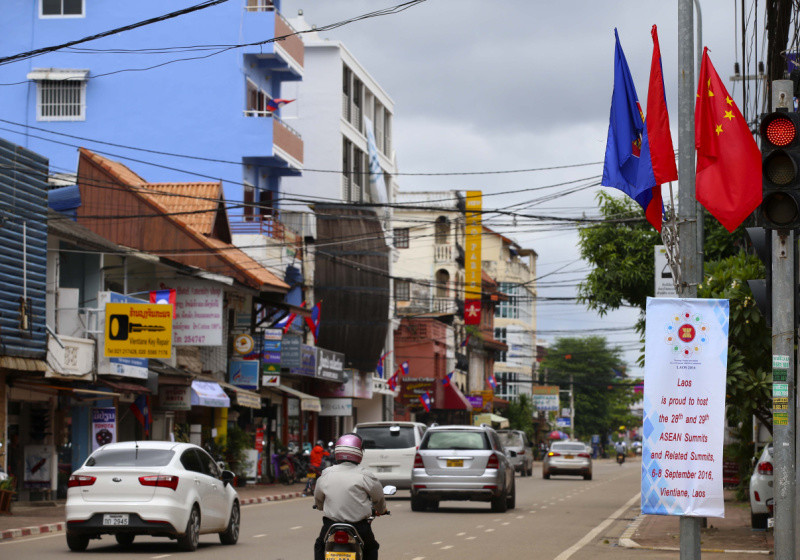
[316,485,396,560]
[616,452,626,465]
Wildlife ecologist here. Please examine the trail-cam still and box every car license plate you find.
[326,552,356,560]
[103,514,129,526]
[446,459,463,468]
[564,455,574,460]
[377,466,391,473]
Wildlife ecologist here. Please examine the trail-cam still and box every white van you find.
[354,421,427,489]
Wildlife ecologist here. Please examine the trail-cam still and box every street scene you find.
[0,1,792,558]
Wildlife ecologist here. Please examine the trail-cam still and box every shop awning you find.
[97,378,150,395]
[474,413,510,429]
[269,385,321,412]
[437,382,472,411]
[190,380,230,408]
[217,380,262,409]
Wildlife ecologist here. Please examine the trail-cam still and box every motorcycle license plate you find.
[446,459,463,467]
[564,455,574,459]
[326,553,356,560]
[103,514,129,526]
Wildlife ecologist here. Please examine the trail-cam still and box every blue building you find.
[0,0,304,224]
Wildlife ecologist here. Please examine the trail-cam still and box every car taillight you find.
[138,475,179,491]
[518,450,525,455]
[333,530,352,544]
[414,453,424,468]
[68,475,96,488]
[486,454,499,469]
[548,451,560,457]
[757,461,774,475]
[754,490,761,502]
[578,453,591,458]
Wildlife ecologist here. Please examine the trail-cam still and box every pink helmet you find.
[334,433,364,464]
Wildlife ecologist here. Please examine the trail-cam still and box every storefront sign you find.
[262,374,281,386]
[104,303,173,359]
[531,386,560,412]
[158,385,192,411]
[92,407,117,451]
[316,369,373,399]
[23,444,55,489]
[467,395,484,409]
[464,190,482,325]
[234,334,255,355]
[170,279,224,346]
[320,398,353,416]
[316,348,345,382]
[234,390,261,409]
[97,292,149,379]
[229,360,259,390]
[262,329,282,368]
[289,344,316,377]
[655,245,678,297]
[399,378,436,406]
[642,298,728,517]
[281,333,302,369]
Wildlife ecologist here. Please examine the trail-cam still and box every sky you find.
[280,0,763,376]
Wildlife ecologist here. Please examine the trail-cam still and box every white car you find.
[65,441,240,552]
[749,443,774,529]
[355,421,426,489]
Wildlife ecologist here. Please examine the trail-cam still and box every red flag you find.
[695,48,761,232]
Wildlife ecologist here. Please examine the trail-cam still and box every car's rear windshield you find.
[551,443,586,453]
[85,448,175,467]
[498,432,524,447]
[422,431,489,450]
[358,426,416,449]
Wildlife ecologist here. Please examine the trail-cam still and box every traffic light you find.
[759,111,800,230]
[745,227,771,327]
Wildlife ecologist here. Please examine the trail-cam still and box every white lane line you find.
[152,555,172,559]
[516,515,524,519]
[553,493,640,560]
[466,536,477,540]
[456,532,466,536]
[485,528,495,533]
[432,541,442,545]
[541,506,547,509]
[412,557,425,560]
[501,522,510,526]
[290,526,302,530]
[528,510,537,514]
[476,524,485,528]
[253,534,267,538]
[441,545,454,550]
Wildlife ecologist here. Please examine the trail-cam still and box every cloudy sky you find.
[281,0,759,375]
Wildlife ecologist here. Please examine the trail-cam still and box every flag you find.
[460,334,471,348]
[695,47,762,232]
[601,29,660,230]
[487,374,497,391]
[647,25,678,185]
[419,391,432,412]
[376,350,393,378]
[364,116,388,204]
[442,371,454,386]
[400,361,410,376]
[266,98,294,112]
[304,300,322,343]
[388,372,399,391]
[280,301,306,334]
[149,289,176,318]
[130,395,151,437]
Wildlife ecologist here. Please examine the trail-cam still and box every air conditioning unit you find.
[47,333,94,378]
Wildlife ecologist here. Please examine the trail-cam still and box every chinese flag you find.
[695,48,761,232]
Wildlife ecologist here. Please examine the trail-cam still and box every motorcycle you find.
[273,448,297,485]
[616,452,626,465]
[316,485,396,560]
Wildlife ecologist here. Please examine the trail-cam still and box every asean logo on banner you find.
[664,309,709,359]
[464,299,481,325]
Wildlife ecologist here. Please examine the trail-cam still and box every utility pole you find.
[569,374,575,440]
[677,1,701,557]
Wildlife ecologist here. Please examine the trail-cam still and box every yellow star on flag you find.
[725,96,733,106]
[715,124,723,135]
[707,79,714,97]
[724,110,734,121]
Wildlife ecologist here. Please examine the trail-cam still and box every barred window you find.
[394,228,409,249]
[37,80,86,121]
[395,280,410,302]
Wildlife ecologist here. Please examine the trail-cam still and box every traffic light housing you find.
[745,226,771,327]
[759,111,800,230]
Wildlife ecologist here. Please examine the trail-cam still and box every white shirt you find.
[314,462,387,522]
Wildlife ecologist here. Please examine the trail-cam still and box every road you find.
[1,458,650,559]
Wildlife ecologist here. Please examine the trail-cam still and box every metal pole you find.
[693,0,704,284]
[773,230,796,560]
[569,374,575,440]
[678,0,701,557]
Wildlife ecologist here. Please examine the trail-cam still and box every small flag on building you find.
[266,98,294,112]
[376,350,393,378]
[400,361,410,376]
[130,394,151,437]
[460,334,471,348]
[442,372,454,386]
[388,372,399,391]
[149,289,176,318]
[419,391,432,412]
[305,300,322,343]
[487,374,497,391]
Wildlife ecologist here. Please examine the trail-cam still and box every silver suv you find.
[355,421,427,489]
[411,424,516,512]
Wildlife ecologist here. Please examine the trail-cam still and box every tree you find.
[505,394,535,441]
[539,336,637,441]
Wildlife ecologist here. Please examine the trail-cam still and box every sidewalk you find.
[619,490,773,555]
[0,481,309,542]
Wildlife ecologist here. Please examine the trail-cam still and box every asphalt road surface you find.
[1,458,652,560]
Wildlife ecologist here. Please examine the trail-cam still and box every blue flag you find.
[602,29,658,219]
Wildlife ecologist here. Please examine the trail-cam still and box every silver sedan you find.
[543,441,592,480]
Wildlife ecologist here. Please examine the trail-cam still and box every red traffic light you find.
[765,117,796,147]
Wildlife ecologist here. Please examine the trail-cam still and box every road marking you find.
[516,515,524,519]
[290,526,302,530]
[541,506,547,509]
[528,511,536,514]
[456,532,465,536]
[501,522,510,526]
[485,528,495,533]
[152,555,172,559]
[432,541,442,545]
[253,534,267,538]
[441,545,453,550]
[466,536,477,540]
[412,557,425,560]
[553,493,640,560]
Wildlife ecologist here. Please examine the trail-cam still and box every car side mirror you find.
[221,470,235,487]
[217,461,226,471]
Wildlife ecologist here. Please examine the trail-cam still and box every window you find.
[41,0,83,17]
[342,138,353,201]
[383,110,392,155]
[243,182,255,221]
[395,280,410,302]
[85,448,175,467]
[422,431,489,450]
[494,327,507,362]
[394,228,409,249]
[434,216,449,244]
[245,0,274,11]
[246,79,274,117]
[435,269,450,298]
[28,70,88,121]
[342,66,352,121]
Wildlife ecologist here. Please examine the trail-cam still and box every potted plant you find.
[225,425,254,486]
[0,475,16,514]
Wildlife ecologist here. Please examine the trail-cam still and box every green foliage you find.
[505,394,535,440]
[0,475,15,492]
[224,424,254,478]
[539,336,636,440]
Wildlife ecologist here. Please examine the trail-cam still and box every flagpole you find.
[678,1,701,558]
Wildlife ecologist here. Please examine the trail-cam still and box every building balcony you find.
[242,5,304,80]
[241,114,304,173]
[229,213,301,247]
[434,243,453,263]
[273,116,304,166]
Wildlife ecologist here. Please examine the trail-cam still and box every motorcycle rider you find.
[304,440,331,495]
[615,440,627,463]
[314,433,387,560]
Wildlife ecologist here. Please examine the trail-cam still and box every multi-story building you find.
[0,0,304,236]
[482,227,538,402]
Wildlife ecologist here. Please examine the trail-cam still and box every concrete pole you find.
[678,1,701,557]
[569,374,575,439]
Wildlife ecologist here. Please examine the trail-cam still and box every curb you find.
[0,492,307,542]
[618,512,771,555]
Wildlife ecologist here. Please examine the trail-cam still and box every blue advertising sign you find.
[229,360,259,390]
[281,333,302,369]
[290,344,316,377]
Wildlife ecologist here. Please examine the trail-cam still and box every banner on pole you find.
[641,298,729,517]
